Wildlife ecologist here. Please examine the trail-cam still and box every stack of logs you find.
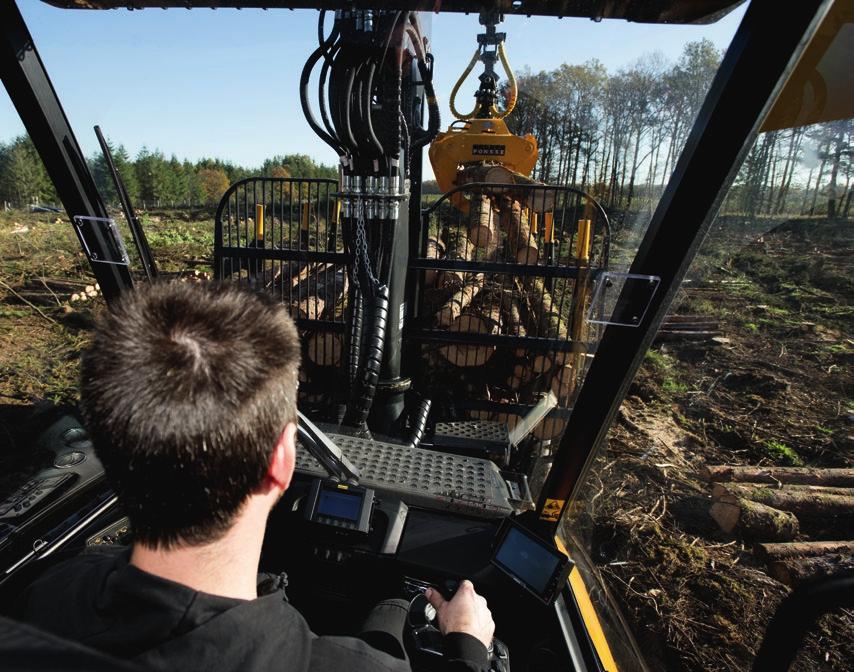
[704,464,854,587]
[4,271,211,308]
[424,191,588,441]
[287,262,348,368]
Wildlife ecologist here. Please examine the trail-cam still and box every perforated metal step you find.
[295,432,513,518]
[432,420,511,465]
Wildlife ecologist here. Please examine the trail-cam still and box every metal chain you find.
[353,198,379,288]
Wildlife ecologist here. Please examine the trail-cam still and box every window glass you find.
[0,4,741,509]
[562,12,854,666]
[420,10,742,502]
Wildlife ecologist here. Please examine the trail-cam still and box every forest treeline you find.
[505,39,852,219]
[0,139,336,210]
[1,38,851,219]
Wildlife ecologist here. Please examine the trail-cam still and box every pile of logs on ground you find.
[0,277,101,307]
[654,314,721,343]
[703,464,854,587]
[1,270,217,316]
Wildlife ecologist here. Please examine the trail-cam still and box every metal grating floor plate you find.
[295,432,513,518]
[432,421,511,464]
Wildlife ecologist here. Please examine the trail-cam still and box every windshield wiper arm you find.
[297,411,361,485]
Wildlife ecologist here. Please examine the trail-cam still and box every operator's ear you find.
[266,421,297,492]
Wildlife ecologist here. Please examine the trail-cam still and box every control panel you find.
[304,479,374,534]
[0,474,76,522]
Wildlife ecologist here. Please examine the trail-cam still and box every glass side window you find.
[561,9,854,667]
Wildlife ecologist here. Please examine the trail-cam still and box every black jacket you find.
[19,548,488,671]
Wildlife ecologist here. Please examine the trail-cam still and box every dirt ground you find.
[0,208,851,670]
[568,218,853,671]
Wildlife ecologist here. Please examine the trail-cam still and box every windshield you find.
[561,5,854,669]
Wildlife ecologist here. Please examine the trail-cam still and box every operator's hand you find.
[425,580,495,649]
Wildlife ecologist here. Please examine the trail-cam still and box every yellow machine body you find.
[428,117,538,196]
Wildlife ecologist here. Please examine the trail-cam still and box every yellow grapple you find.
[428,117,538,197]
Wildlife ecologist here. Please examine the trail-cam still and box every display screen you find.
[316,488,362,521]
[493,527,561,596]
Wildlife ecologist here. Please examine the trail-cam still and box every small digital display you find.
[316,489,362,521]
[494,527,561,596]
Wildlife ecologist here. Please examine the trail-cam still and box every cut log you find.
[424,237,445,287]
[526,276,569,371]
[506,362,534,390]
[713,483,854,533]
[456,164,555,212]
[502,292,528,358]
[528,364,577,441]
[293,296,325,320]
[491,412,519,432]
[550,364,577,403]
[531,353,554,374]
[468,194,495,248]
[527,276,569,342]
[306,332,342,367]
[435,274,485,328]
[290,262,331,289]
[767,553,854,588]
[754,540,854,562]
[501,197,538,265]
[710,498,799,541]
[700,465,854,488]
[292,264,347,320]
[531,410,567,442]
[655,330,721,343]
[439,229,476,289]
[439,305,500,367]
[712,483,854,499]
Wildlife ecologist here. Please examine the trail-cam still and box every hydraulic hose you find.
[318,41,340,144]
[300,44,344,155]
[344,284,390,428]
[347,289,364,385]
[331,49,358,155]
[407,396,432,448]
[411,55,441,151]
[363,60,384,160]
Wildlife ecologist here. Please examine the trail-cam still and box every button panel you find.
[315,514,358,530]
[0,474,74,521]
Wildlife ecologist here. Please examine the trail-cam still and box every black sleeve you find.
[444,632,489,672]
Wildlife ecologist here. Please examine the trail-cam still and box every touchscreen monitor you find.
[491,518,573,605]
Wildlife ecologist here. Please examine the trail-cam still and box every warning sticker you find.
[540,498,565,522]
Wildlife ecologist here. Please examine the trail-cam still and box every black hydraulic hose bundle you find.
[301,10,435,432]
[343,284,389,429]
[411,54,441,151]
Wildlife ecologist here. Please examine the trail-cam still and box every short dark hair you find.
[80,281,300,549]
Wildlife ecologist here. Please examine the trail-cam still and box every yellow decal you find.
[540,498,564,522]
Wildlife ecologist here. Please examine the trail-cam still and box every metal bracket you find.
[72,216,131,266]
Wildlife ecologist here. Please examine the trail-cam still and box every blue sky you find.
[1,1,745,177]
